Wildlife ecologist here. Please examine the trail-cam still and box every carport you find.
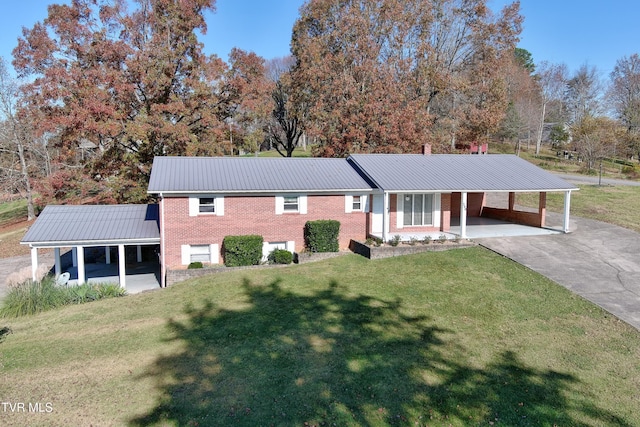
[21,204,160,290]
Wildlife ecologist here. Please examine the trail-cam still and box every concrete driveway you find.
[477,213,640,330]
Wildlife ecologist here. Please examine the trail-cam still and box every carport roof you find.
[348,154,579,192]
[21,204,160,247]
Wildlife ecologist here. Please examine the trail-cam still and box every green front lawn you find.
[517,184,640,232]
[1,249,639,426]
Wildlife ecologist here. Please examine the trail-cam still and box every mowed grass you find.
[1,248,639,426]
[517,184,640,232]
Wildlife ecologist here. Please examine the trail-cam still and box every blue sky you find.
[1,0,638,78]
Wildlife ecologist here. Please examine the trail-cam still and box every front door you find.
[371,195,383,234]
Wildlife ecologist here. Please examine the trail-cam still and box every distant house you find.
[22,147,578,288]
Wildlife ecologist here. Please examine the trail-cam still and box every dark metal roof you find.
[147,156,374,193]
[348,154,578,192]
[21,204,160,247]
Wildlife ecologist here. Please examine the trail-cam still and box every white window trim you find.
[397,193,440,229]
[188,196,224,217]
[276,195,307,215]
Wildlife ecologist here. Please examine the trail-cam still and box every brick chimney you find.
[422,143,432,155]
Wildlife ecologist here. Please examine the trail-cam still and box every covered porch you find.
[21,205,161,293]
[368,189,572,242]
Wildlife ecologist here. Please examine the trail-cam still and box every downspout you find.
[160,193,166,287]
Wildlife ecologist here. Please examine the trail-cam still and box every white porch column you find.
[118,244,126,289]
[72,247,78,267]
[136,245,142,263]
[382,192,390,243]
[30,247,38,281]
[460,192,468,239]
[54,248,61,276]
[77,246,86,285]
[563,190,572,233]
[105,246,111,264]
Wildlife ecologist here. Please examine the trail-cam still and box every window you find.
[403,194,434,226]
[190,245,211,263]
[276,195,307,214]
[283,196,299,212]
[198,198,215,214]
[189,196,224,216]
[182,244,219,265]
[352,195,362,211]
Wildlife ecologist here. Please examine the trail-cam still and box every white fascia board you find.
[152,189,375,196]
[23,237,161,248]
[384,187,579,194]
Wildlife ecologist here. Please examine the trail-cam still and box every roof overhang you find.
[22,237,161,249]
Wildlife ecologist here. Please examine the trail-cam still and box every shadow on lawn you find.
[131,278,629,426]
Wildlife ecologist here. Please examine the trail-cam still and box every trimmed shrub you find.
[304,220,340,252]
[187,261,203,269]
[269,249,293,265]
[223,235,264,267]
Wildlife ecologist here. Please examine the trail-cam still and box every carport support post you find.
[382,192,389,243]
[137,245,142,263]
[563,190,572,233]
[54,248,61,276]
[77,246,86,285]
[460,192,468,239]
[105,246,111,264]
[118,244,126,289]
[30,247,38,281]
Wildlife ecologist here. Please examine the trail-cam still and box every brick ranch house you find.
[22,150,577,289]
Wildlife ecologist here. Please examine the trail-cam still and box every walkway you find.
[477,213,640,330]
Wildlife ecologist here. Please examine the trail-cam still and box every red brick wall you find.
[451,192,486,217]
[161,194,367,269]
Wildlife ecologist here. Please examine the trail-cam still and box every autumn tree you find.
[608,54,640,159]
[534,61,568,154]
[225,49,273,155]
[564,64,604,125]
[571,116,621,172]
[0,57,42,220]
[266,56,306,157]
[497,49,540,150]
[13,0,228,203]
[291,0,522,156]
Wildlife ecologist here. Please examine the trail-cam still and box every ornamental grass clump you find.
[0,276,127,318]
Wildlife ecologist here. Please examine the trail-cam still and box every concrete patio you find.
[61,261,161,294]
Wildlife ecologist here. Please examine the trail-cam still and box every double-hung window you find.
[283,196,299,212]
[198,197,215,214]
[190,245,211,263]
[352,195,362,211]
[403,194,434,226]
[189,196,224,217]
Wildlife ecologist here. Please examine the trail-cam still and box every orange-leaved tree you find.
[13,0,229,203]
[290,0,522,156]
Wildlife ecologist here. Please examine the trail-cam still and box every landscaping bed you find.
[349,238,477,260]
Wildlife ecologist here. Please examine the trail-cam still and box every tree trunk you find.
[536,101,546,155]
[17,140,35,220]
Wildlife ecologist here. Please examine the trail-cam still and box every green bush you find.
[269,249,293,265]
[388,235,401,246]
[304,220,340,252]
[0,277,127,318]
[187,262,203,269]
[223,235,264,267]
